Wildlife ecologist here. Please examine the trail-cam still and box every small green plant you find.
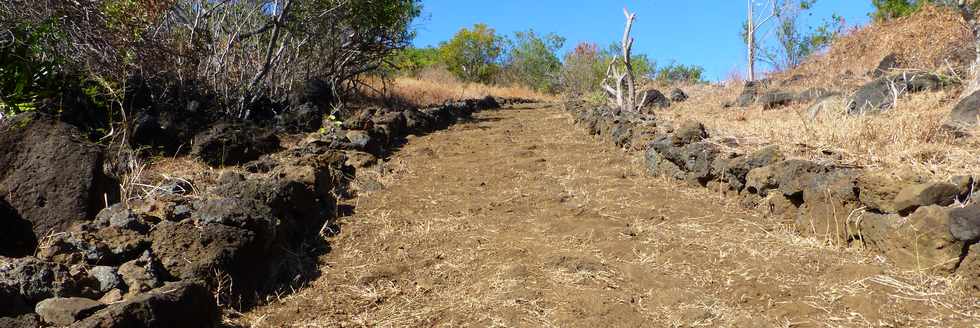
[318,114,343,135]
[0,20,68,116]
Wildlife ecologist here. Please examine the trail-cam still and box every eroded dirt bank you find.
[240,104,979,327]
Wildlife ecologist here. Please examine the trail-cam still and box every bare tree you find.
[746,0,778,81]
[959,0,980,95]
[602,8,647,112]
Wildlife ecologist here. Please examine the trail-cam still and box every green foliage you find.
[775,12,844,69]
[387,47,442,76]
[600,43,655,78]
[349,0,422,31]
[655,62,705,84]
[0,19,67,116]
[439,24,505,83]
[871,0,962,21]
[560,42,606,96]
[742,0,845,71]
[871,0,919,20]
[560,41,696,97]
[871,0,924,20]
[102,0,147,41]
[500,30,565,92]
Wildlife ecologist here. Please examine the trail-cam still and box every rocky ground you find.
[238,103,980,327]
[0,95,510,327]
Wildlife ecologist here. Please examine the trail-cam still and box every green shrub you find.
[559,42,605,96]
[499,30,565,92]
[387,47,442,76]
[655,62,706,84]
[438,24,505,83]
[871,0,962,21]
[0,20,67,115]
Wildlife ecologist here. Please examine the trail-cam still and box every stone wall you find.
[564,101,980,292]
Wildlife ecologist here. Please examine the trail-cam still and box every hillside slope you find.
[661,6,979,179]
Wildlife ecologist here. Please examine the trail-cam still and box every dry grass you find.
[364,67,556,108]
[771,5,974,90]
[662,6,980,180]
[666,85,980,179]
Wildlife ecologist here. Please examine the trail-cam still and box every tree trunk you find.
[621,9,638,112]
[960,0,980,96]
[747,0,755,81]
[601,9,644,113]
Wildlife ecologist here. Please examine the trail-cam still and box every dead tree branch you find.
[601,8,647,113]
[959,0,980,96]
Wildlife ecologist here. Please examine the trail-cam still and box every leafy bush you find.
[560,42,606,96]
[499,30,565,92]
[871,0,962,21]
[742,0,846,71]
[388,47,442,76]
[655,62,705,84]
[559,42,661,97]
[438,24,505,84]
[0,20,67,116]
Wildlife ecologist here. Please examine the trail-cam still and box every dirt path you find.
[239,104,979,327]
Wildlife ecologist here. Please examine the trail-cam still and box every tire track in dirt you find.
[238,104,980,327]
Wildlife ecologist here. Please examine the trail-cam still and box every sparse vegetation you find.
[744,0,847,76]
[668,5,979,179]
[1,0,422,124]
[655,62,706,84]
[871,0,966,20]
[4,2,980,328]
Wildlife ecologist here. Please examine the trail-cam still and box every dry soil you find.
[237,103,980,327]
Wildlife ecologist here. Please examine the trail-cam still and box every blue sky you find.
[412,1,876,81]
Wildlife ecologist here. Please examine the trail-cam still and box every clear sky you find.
[411,0,876,81]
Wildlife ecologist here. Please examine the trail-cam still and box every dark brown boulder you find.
[716,146,783,192]
[944,90,980,134]
[671,121,708,146]
[950,203,980,242]
[849,71,945,115]
[758,91,797,110]
[276,103,324,133]
[771,160,829,199]
[795,170,861,241]
[640,89,671,110]
[288,79,334,110]
[0,283,31,317]
[669,88,688,102]
[855,170,927,214]
[191,122,280,167]
[150,220,263,284]
[871,53,899,78]
[72,281,218,328]
[892,182,960,215]
[0,197,36,257]
[34,297,104,326]
[0,313,41,328]
[0,256,81,317]
[736,80,769,107]
[860,206,962,273]
[0,114,118,238]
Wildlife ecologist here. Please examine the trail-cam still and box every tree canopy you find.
[439,24,505,83]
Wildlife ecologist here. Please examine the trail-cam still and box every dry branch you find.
[602,8,647,113]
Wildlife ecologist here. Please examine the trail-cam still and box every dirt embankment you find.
[239,104,979,327]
